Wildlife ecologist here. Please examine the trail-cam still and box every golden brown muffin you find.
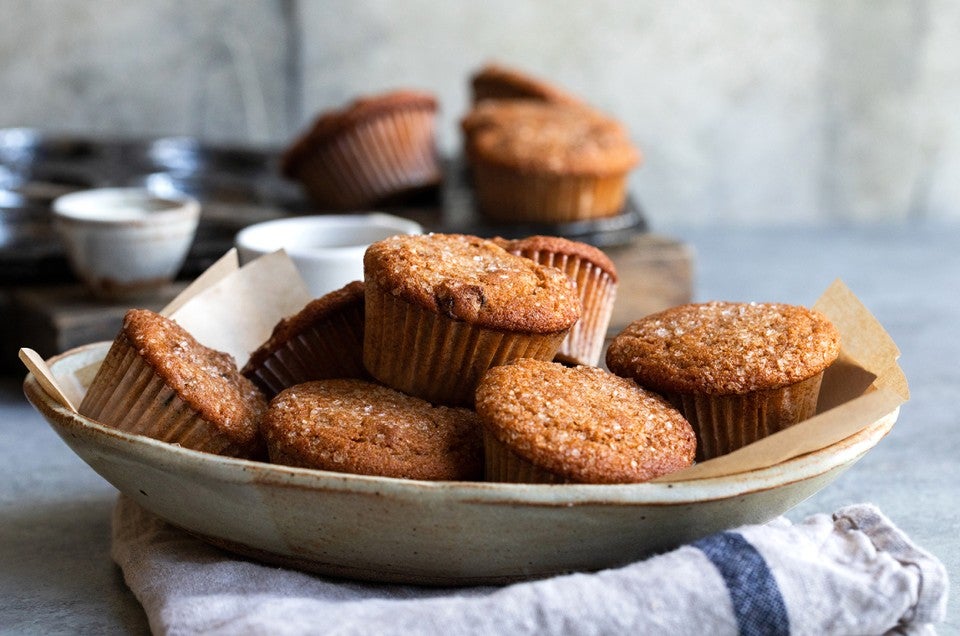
[363,233,581,406]
[79,309,267,459]
[281,90,441,209]
[606,302,841,460]
[241,281,366,399]
[475,358,696,483]
[498,235,618,366]
[461,100,640,223]
[262,379,483,481]
[470,63,584,105]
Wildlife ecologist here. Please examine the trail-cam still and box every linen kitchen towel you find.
[111,498,947,635]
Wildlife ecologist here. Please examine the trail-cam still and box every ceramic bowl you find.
[235,213,423,297]
[52,187,200,298]
[23,342,898,586]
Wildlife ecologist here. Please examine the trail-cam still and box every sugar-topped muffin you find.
[80,309,267,459]
[363,233,581,406]
[606,301,841,460]
[475,358,696,483]
[242,281,366,399]
[461,100,640,223]
[498,235,618,367]
[281,90,441,209]
[262,379,483,481]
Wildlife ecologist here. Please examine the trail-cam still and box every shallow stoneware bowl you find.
[24,342,898,586]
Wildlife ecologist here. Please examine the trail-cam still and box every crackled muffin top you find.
[606,302,841,396]
[461,100,640,175]
[281,90,437,177]
[471,63,583,105]
[475,358,696,483]
[363,233,581,333]
[262,379,483,481]
[121,309,266,446]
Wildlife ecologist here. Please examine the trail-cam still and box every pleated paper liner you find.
[483,431,566,484]
[293,108,441,208]
[363,284,568,407]
[78,334,256,458]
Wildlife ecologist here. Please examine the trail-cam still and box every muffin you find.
[470,63,583,106]
[280,90,441,209]
[241,281,366,399]
[606,302,841,461]
[461,100,641,224]
[79,309,267,459]
[499,235,618,366]
[475,358,697,483]
[262,379,483,481]
[363,233,581,406]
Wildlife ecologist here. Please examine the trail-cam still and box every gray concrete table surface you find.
[1,223,957,634]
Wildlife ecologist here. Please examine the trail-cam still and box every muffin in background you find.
[475,358,696,484]
[498,235,618,367]
[363,233,581,406]
[606,302,841,461]
[470,63,584,106]
[281,90,441,209]
[262,379,483,481]
[79,309,267,459]
[461,100,641,224]
[241,281,366,399]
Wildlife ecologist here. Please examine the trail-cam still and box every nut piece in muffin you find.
[470,63,584,106]
[79,309,267,459]
[606,302,841,461]
[461,100,641,224]
[262,379,483,481]
[242,281,366,399]
[363,233,581,406]
[498,235,618,367]
[475,358,696,483]
[281,90,441,209]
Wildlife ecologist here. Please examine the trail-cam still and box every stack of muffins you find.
[281,63,642,225]
[78,230,841,484]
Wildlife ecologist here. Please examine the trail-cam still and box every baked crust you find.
[475,359,696,483]
[263,379,483,481]
[606,302,842,395]
[461,100,640,176]
[470,63,583,105]
[363,233,581,333]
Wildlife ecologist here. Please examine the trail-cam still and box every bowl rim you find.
[51,186,200,225]
[234,212,423,258]
[23,341,898,508]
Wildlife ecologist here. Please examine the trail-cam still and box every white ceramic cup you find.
[234,213,423,298]
[52,187,201,299]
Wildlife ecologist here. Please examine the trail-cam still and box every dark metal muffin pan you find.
[0,128,647,285]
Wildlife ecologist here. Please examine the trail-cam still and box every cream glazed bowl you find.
[235,213,423,298]
[23,341,899,586]
[52,187,200,298]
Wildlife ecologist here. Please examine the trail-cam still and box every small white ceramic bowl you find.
[235,213,423,297]
[52,187,200,299]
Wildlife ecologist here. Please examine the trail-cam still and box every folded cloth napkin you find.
[111,497,947,635]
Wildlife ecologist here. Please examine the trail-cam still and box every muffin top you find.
[121,309,266,449]
[262,379,483,481]
[497,235,619,283]
[364,233,581,333]
[606,302,842,395]
[471,63,583,105]
[461,100,640,175]
[281,90,437,177]
[242,281,365,376]
[476,358,696,483]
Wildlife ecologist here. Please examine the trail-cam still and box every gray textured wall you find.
[1,0,956,227]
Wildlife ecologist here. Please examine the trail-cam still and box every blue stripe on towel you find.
[694,531,790,636]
